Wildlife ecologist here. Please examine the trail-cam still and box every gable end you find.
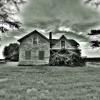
[18,30,49,43]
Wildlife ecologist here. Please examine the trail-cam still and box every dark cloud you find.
[3,0,100,43]
[24,19,61,29]
[71,21,99,32]
[20,0,100,37]
[52,30,89,41]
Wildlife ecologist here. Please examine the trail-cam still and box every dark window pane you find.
[33,35,38,44]
[61,40,65,49]
[25,50,31,60]
[39,51,45,60]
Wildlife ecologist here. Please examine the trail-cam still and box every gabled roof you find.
[51,35,79,47]
[59,35,67,41]
[59,35,79,47]
[18,30,79,47]
[18,30,49,42]
[68,39,79,47]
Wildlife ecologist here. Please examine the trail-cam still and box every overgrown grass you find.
[0,62,100,100]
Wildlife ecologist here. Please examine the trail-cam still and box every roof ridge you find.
[59,35,67,40]
[18,30,49,42]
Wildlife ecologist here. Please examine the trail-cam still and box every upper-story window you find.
[33,35,38,44]
[61,40,65,49]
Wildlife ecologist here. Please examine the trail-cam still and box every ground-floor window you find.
[39,51,45,60]
[25,50,31,60]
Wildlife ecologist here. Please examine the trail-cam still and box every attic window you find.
[33,35,38,44]
[61,40,65,49]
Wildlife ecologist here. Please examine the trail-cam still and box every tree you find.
[90,40,100,48]
[88,30,100,35]
[0,0,26,33]
[3,43,19,61]
[88,30,100,48]
[84,0,100,8]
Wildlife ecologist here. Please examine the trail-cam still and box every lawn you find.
[0,62,100,100]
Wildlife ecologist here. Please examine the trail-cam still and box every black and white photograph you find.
[0,0,100,99]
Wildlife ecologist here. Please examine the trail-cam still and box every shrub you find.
[49,49,85,66]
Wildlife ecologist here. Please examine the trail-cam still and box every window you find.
[61,40,65,49]
[33,35,38,44]
[39,51,45,60]
[25,50,31,60]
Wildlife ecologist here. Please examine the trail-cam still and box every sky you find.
[1,0,100,58]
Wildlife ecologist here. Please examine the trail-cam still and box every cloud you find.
[2,0,100,43]
[22,0,100,32]
[71,20,99,32]
[58,26,75,33]
[14,36,20,39]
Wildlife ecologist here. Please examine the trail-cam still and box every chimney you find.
[49,32,52,48]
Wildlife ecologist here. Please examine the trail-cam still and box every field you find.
[0,62,100,100]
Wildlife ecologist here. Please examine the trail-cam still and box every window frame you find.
[61,40,65,49]
[38,51,45,60]
[33,35,38,44]
[25,50,31,60]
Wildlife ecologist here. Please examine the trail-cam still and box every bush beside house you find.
[3,43,19,61]
[49,49,85,66]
